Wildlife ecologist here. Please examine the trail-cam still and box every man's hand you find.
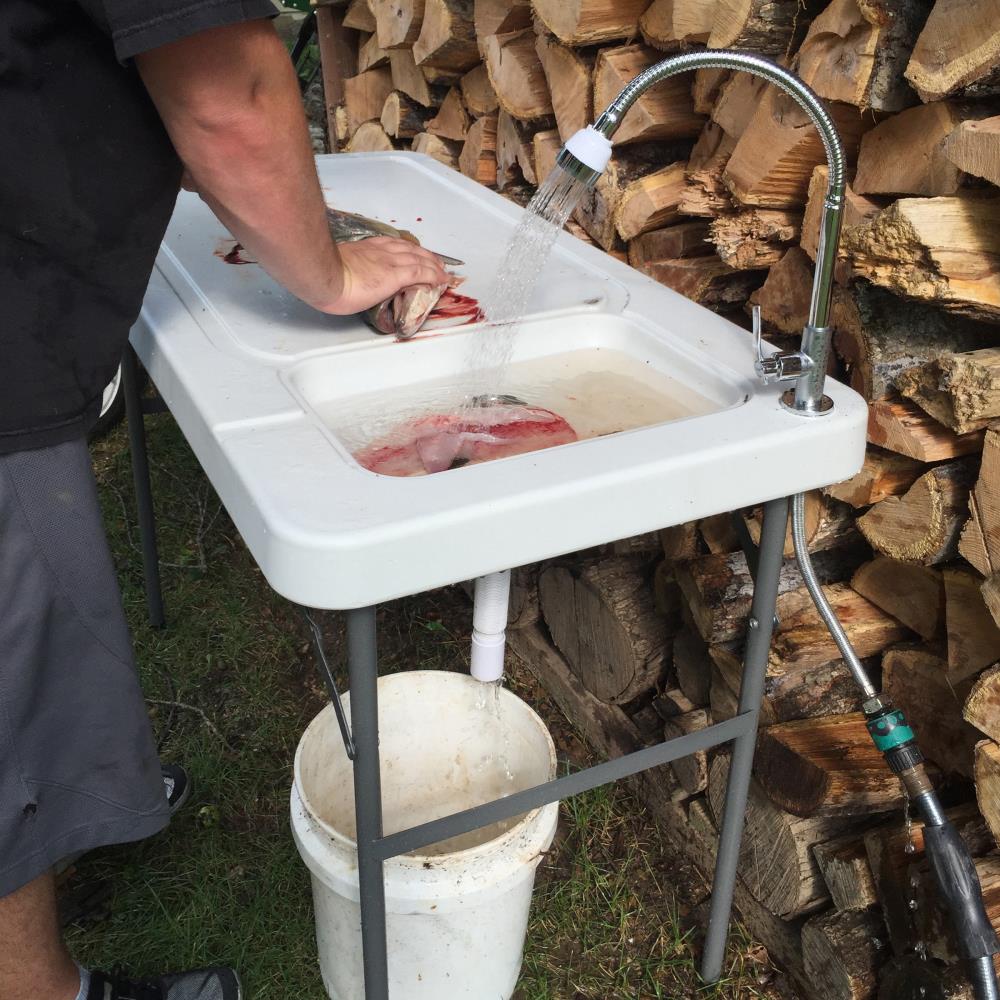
[136,20,444,315]
[320,238,448,315]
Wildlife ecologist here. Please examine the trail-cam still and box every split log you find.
[812,834,879,911]
[614,161,687,241]
[495,110,536,187]
[904,0,1000,102]
[358,33,389,72]
[744,491,859,558]
[675,545,868,645]
[531,0,654,46]
[637,256,762,308]
[424,86,470,140]
[531,128,561,185]
[945,566,1000,682]
[672,626,712,707]
[832,281,996,403]
[344,67,395,135]
[986,575,1000,632]
[627,221,712,268]
[678,123,737,217]
[843,195,1000,324]
[898,349,1000,436]
[755,713,904,818]
[867,396,986,462]
[795,0,929,112]
[710,209,801,270]
[724,89,871,209]
[800,907,887,1000]
[857,458,977,565]
[801,165,885,267]
[472,0,531,39]
[389,48,446,105]
[573,143,673,251]
[381,90,429,137]
[343,0,377,32]
[659,521,701,560]
[879,956,985,1000]
[663,709,709,794]
[975,739,1000,846]
[962,496,995,578]
[459,63,498,116]
[459,113,498,185]
[770,582,909,672]
[538,555,671,704]
[854,102,991,197]
[412,0,478,71]
[710,642,865,726]
[883,646,979,777]
[824,447,924,509]
[345,120,395,151]
[967,430,1000,577]
[712,71,768,141]
[851,558,944,642]
[534,34,594,143]
[967,667,1000,745]
[421,63,463,87]
[371,0,425,49]
[652,687,696,719]
[412,131,462,168]
[749,246,813,335]
[708,0,823,55]
[943,116,1000,187]
[692,68,729,115]
[483,30,553,121]
[639,0,718,49]
[708,754,850,917]
[698,512,740,555]
[592,45,704,146]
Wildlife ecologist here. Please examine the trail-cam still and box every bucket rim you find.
[293,670,558,863]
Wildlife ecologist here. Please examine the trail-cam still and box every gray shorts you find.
[0,438,169,897]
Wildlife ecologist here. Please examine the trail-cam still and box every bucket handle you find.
[301,608,357,760]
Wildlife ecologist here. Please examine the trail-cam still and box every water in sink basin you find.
[312,347,719,476]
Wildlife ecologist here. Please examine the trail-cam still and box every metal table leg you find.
[700,495,789,981]
[347,606,390,1000]
[122,345,165,628]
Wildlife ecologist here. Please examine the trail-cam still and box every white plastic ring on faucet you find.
[471,570,511,683]
[563,126,613,176]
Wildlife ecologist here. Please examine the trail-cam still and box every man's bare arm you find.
[136,20,447,314]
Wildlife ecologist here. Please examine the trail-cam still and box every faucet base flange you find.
[780,390,834,417]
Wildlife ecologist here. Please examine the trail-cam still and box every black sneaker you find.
[161,763,192,814]
[87,966,241,1000]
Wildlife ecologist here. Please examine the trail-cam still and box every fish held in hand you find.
[355,403,578,476]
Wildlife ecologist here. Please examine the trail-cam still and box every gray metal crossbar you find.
[374,713,752,860]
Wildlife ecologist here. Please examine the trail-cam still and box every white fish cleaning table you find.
[127,152,868,998]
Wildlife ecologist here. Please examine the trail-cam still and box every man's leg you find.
[0,872,80,1000]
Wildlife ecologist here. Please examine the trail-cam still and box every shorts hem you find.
[0,808,170,898]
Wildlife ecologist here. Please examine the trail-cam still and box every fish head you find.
[366,283,448,339]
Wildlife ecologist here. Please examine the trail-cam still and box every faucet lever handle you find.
[752,305,764,365]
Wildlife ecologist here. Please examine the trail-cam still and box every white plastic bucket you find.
[291,670,558,1000]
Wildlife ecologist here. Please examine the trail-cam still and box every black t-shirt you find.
[0,0,275,453]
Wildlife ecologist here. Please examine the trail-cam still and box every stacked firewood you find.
[320,0,1000,996]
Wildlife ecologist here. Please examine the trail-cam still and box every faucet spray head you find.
[555,126,613,188]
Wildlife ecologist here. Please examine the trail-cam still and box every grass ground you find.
[64,414,790,999]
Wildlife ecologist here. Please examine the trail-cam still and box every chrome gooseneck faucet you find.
[557,50,1000,1000]
[558,49,844,416]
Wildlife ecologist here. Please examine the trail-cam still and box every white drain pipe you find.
[470,570,511,682]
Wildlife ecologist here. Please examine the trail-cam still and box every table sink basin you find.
[132,152,868,609]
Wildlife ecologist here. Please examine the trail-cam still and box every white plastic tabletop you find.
[131,152,867,609]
